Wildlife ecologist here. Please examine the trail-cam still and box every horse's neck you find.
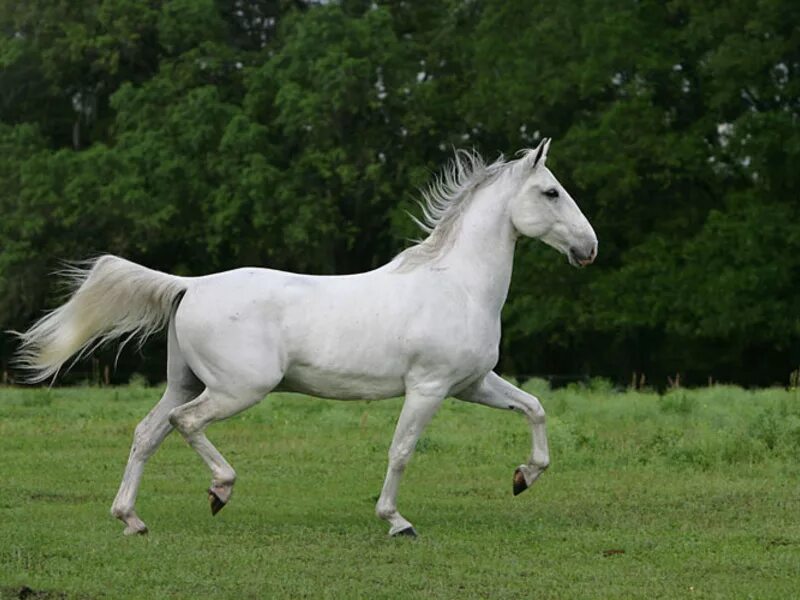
[438,184,517,315]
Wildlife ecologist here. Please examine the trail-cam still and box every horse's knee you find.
[390,431,420,462]
[129,419,162,460]
[523,398,546,425]
[388,446,414,471]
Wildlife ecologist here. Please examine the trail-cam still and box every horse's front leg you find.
[457,372,550,494]
[375,387,444,537]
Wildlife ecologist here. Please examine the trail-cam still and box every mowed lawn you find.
[1,381,799,599]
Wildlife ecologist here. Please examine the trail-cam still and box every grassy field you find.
[1,380,799,599]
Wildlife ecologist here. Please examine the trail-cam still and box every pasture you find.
[1,381,799,599]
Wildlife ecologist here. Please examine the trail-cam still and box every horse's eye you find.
[543,188,559,199]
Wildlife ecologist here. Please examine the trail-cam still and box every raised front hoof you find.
[392,526,418,538]
[513,468,529,496]
[208,489,228,516]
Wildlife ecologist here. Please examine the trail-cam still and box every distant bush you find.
[658,392,697,416]
[587,378,615,394]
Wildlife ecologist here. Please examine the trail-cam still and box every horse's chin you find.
[566,252,583,268]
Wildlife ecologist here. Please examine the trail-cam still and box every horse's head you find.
[508,139,598,267]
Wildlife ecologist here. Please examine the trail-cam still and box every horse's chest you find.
[459,325,501,371]
[416,309,501,373]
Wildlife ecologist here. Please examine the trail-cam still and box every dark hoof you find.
[393,526,417,538]
[513,468,528,496]
[208,489,227,516]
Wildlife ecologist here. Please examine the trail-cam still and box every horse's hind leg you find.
[111,321,203,535]
[168,384,275,515]
[111,382,199,534]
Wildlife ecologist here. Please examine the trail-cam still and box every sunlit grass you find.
[1,382,799,598]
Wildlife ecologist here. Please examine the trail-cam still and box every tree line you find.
[1,0,798,387]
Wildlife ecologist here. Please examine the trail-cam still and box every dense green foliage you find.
[1,383,799,597]
[1,1,799,385]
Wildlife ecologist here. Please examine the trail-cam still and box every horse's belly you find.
[280,364,405,400]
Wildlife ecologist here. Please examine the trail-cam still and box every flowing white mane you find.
[395,150,511,270]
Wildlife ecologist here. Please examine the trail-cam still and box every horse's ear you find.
[532,137,551,168]
[520,138,552,171]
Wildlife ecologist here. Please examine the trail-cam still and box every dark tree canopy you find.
[1,0,798,387]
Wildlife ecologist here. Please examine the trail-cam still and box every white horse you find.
[17,138,597,536]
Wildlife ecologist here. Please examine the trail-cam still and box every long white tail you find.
[15,255,188,383]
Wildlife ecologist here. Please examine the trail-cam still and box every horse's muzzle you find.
[569,243,597,267]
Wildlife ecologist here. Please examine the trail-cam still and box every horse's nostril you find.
[570,245,596,266]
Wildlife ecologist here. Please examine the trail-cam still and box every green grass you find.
[1,381,799,599]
